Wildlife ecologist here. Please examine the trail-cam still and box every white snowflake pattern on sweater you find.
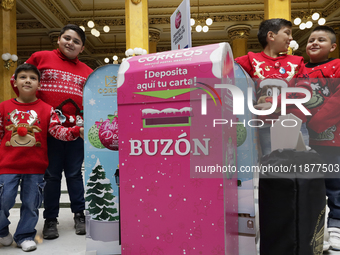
[39,69,83,97]
[62,74,72,82]
[73,76,83,85]
[48,71,59,80]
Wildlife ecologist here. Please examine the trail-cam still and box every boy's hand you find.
[80,127,84,139]
[254,102,273,110]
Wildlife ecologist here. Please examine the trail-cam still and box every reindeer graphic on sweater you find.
[5,109,42,147]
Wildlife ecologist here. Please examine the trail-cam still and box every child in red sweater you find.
[235,18,312,155]
[11,24,93,239]
[0,64,83,252]
[302,25,340,251]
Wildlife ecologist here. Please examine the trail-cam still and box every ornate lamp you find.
[2,53,18,70]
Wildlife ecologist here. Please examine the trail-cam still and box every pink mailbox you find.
[117,43,238,255]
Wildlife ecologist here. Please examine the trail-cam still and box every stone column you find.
[125,0,149,53]
[264,0,291,20]
[0,0,17,102]
[226,25,251,58]
[149,28,160,54]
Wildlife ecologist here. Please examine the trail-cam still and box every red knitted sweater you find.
[302,58,340,146]
[236,51,312,123]
[11,49,93,127]
[0,98,81,174]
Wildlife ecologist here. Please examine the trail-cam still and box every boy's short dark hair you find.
[257,18,292,48]
[59,24,86,46]
[312,26,337,44]
[15,63,41,81]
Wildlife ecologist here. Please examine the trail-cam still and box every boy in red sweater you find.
[235,18,312,155]
[11,24,93,239]
[0,64,84,252]
[302,26,340,251]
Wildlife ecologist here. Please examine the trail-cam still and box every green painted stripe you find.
[134,88,197,99]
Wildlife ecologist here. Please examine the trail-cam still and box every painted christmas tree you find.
[86,158,119,221]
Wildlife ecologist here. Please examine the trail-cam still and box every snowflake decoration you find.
[322,87,330,96]
[143,202,153,213]
[74,77,83,85]
[89,99,96,106]
[311,83,321,91]
[191,179,203,188]
[48,72,59,80]
[212,245,224,255]
[62,74,71,82]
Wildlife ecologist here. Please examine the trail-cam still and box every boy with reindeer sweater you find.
[235,18,312,155]
[0,64,83,252]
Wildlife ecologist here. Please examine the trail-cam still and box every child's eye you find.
[284,30,291,35]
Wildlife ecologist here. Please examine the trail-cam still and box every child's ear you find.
[267,31,275,42]
[37,82,41,90]
[330,43,337,53]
